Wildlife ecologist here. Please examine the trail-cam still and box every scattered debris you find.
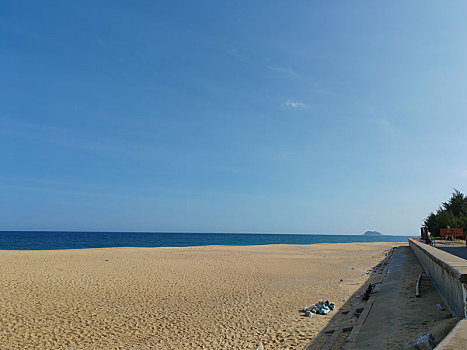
[362,247,397,276]
[412,333,435,349]
[362,284,375,301]
[302,299,335,316]
[436,304,445,311]
[416,272,422,297]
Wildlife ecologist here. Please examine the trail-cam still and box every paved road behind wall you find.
[435,246,467,260]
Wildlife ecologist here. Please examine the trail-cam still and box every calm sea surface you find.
[0,231,412,250]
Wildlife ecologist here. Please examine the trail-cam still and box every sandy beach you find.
[0,242,403,349]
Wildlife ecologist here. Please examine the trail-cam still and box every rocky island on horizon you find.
[363,231,383,236]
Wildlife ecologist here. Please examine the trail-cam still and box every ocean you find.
[0,231,412,250]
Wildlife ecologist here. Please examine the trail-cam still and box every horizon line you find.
[0,230,413,237]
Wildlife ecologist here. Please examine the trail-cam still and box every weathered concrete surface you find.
[435,319,467,349]
[409,239,467,318]
[346,247,457,349]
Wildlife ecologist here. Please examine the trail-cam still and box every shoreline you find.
[0,240,409,252]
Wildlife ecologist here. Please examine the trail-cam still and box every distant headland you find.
[363,231,383,236]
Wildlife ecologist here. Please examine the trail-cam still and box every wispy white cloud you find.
[0,116,160,157]
[268,66,300,78]
[283,100,308,108]
[460,170,467,177]
[224,45,248,62]
[343,116,396,135]
[368,118,395,135]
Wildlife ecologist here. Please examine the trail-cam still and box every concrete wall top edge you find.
[408,239,467,282]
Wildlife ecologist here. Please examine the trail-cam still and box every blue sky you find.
[1,1,467,235]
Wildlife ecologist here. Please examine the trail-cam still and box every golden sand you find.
[0,242,403,349]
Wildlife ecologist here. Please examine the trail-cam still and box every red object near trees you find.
[439,228,464,238]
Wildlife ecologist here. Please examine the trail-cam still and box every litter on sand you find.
[412,333,435,350]
[302,299,335,317]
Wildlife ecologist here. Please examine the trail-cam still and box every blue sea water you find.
[0,231,412,250]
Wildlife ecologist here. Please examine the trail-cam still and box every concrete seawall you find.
[408,238,467,318]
